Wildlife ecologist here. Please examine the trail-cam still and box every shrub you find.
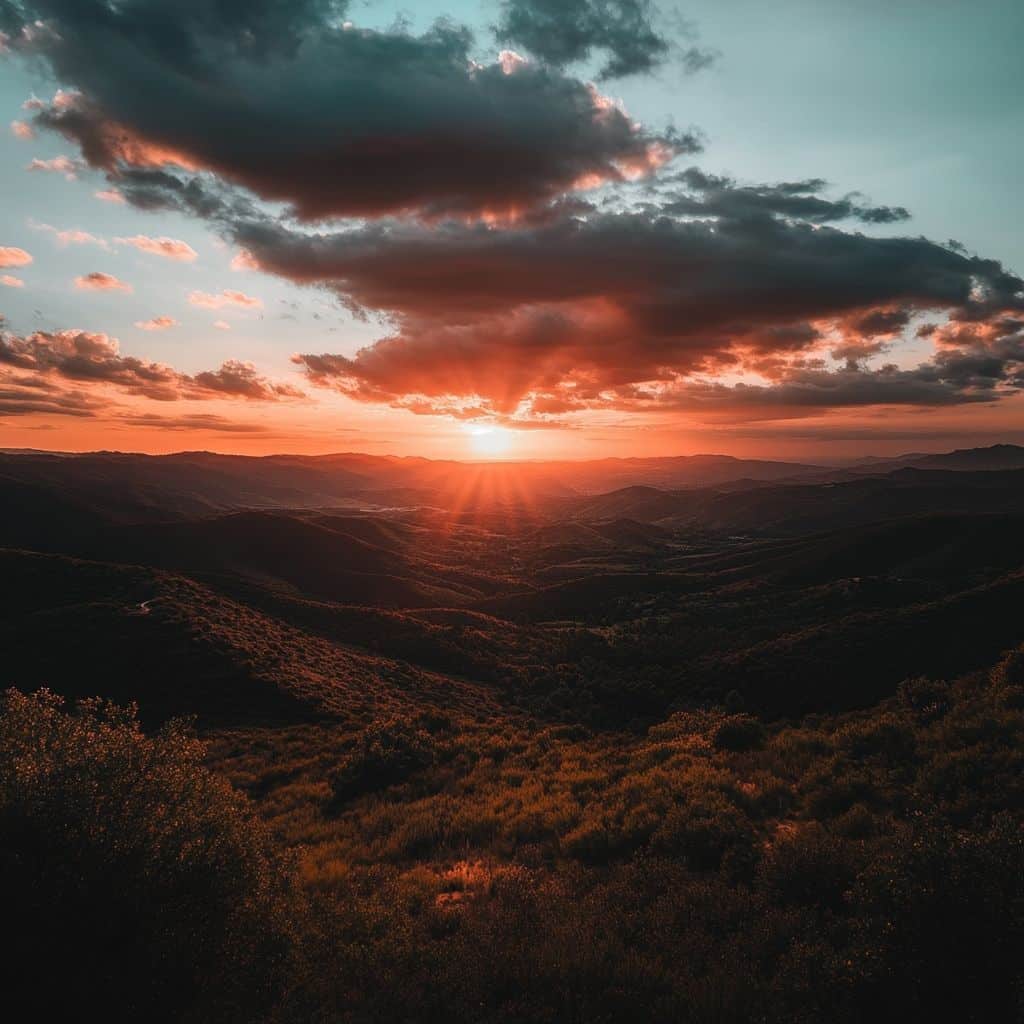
[713,714,767,752]
[757,823,861,911]
[650,794,759,875]
[0,689,301,1024]
[329,714,447,807]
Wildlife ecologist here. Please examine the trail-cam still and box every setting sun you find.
[464,423,515,458]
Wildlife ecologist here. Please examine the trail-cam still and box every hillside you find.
[0,548,499,726]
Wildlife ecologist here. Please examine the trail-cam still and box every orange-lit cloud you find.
[230,249,260,271]
[117,234,198,261]
[75,271,131,292]
[32,222,107,248]
[0,329,303,406]
[134,316,177,331]
[1,275,25,288]
[94,189,125,204]
[0,246,32,268]
[27,155,82,179]
[10,120,34,140]
[188,289,262,310]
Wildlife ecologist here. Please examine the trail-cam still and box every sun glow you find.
[464,423,515,458]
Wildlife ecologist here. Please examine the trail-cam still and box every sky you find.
[0,0,1022,461]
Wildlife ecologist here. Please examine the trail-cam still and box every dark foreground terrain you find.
[2,446,1023,1022]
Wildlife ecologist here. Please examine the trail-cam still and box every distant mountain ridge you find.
[0,444,1020,526]
[848,444,1024,474]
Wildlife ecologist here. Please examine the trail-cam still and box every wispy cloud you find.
[189,289,262,310]
[134,316,178,331]
[31,221,108,248]
[27,155,83,180]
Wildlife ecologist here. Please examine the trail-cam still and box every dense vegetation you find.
[2,448,1023,1021]
[4,650,1023,1022]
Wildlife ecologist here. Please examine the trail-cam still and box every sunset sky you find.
[0,0,1022,461]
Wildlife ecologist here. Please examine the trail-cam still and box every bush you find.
[650,794,759,875]
[713,714,767,752]
[0,689,302,1024]
[329,714,448,807]
[757,823,861,911]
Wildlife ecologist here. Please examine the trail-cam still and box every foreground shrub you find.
[845,814,1024,1022]
[0,689,301,1024]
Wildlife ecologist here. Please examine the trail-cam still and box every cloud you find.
[74,271,132,292]
[658,167,911,225]
[0,246,32,268]
[191,360,305,400]
[188,289,262,310]
[10,119,33,139]
[494,0,715,80]
[94,189,125,204]
[7,2,685,222]
[0,328,304,404]
[0,377,101,419]
[274,204,1023,423]
[230,249,260,271]
[595,357,1024,422]
[116,234,198,261]
[1,275,24,288]
[134,316,177,331]
[213,320,232,331]
[116,412,270,434]
[31,222,107,248]
[26,154,83,179]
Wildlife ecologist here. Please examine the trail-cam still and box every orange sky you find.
[4,391,1022,462]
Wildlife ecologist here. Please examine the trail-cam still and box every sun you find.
[463,423,515,458]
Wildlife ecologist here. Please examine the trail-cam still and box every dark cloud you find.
[272,205,1023,422]
[192,360,304,400]
[494,0,713,80]
[0,329,304,402]
[660,167,911,225]
[849,308,912,337]
[602,361,1021,422]
[237,209,1013,323]
[6,0,683,221]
